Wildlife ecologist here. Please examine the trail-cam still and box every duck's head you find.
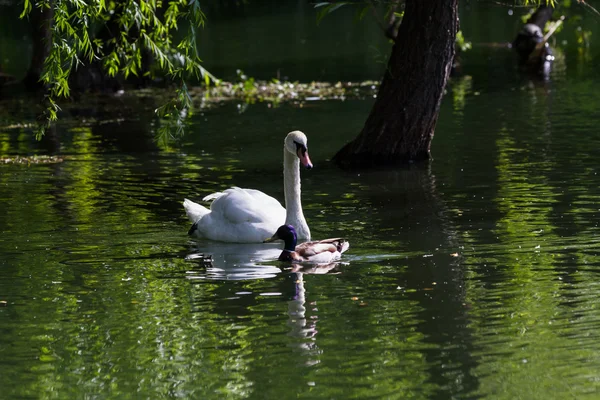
[264,224,298,251]
[285,131,313,169]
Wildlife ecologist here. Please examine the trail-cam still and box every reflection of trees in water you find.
[306,161,479,394]
[325,162,477,393]
[376,165,477,396]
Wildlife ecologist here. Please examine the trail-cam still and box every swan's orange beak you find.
[297,148,313,169]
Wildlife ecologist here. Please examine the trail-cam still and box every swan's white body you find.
[183,131,312,243]
[183,188,286,243]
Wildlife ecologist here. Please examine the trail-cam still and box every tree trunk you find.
[23,5,53,90]
[333,0,458,169]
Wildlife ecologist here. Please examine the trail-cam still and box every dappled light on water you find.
[3,84,600,397]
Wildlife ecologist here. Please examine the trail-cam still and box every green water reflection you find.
[3,79,600,397]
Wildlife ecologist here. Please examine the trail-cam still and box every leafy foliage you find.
[315,1,352,23]
[155,82,194,148]
[21,0,214,138]
[455,31,472,52]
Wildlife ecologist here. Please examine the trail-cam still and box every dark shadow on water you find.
[351,162,481,398]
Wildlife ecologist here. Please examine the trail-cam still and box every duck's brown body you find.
[266,225,349,263]
[278,238,347,262]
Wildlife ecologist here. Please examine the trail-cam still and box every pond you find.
[2,2,600,399]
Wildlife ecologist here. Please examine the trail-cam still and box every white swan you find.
[183,130,312,243]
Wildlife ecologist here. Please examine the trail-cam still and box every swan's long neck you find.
[283,149,310,240]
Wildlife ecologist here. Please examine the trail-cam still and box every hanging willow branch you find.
[20,0,216,138]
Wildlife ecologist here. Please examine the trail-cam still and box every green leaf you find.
[19,0,32,18]
[316,2,349,24]
[356,5,369,21]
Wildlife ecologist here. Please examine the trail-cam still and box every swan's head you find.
[264,224,297,251]
[285,130,313,169]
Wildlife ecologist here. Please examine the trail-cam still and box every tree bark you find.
[333,0,458,169]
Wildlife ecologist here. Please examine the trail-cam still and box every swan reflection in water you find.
[185,241,284,280]
[184,240,344,281]
[185,242,344,367]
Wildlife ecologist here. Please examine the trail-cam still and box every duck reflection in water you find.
[262,224,349,363]
[185,233,346,366]
[285,262,343,366]
[265,224,348,364]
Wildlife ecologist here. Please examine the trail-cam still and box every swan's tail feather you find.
[183,198,210,223]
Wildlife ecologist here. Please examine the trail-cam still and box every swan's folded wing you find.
[211,187,285,224]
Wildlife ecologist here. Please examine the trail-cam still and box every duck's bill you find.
[263,234,279,243]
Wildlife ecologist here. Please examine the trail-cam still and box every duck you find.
[264,225,350,263]
[183,131,312,243]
